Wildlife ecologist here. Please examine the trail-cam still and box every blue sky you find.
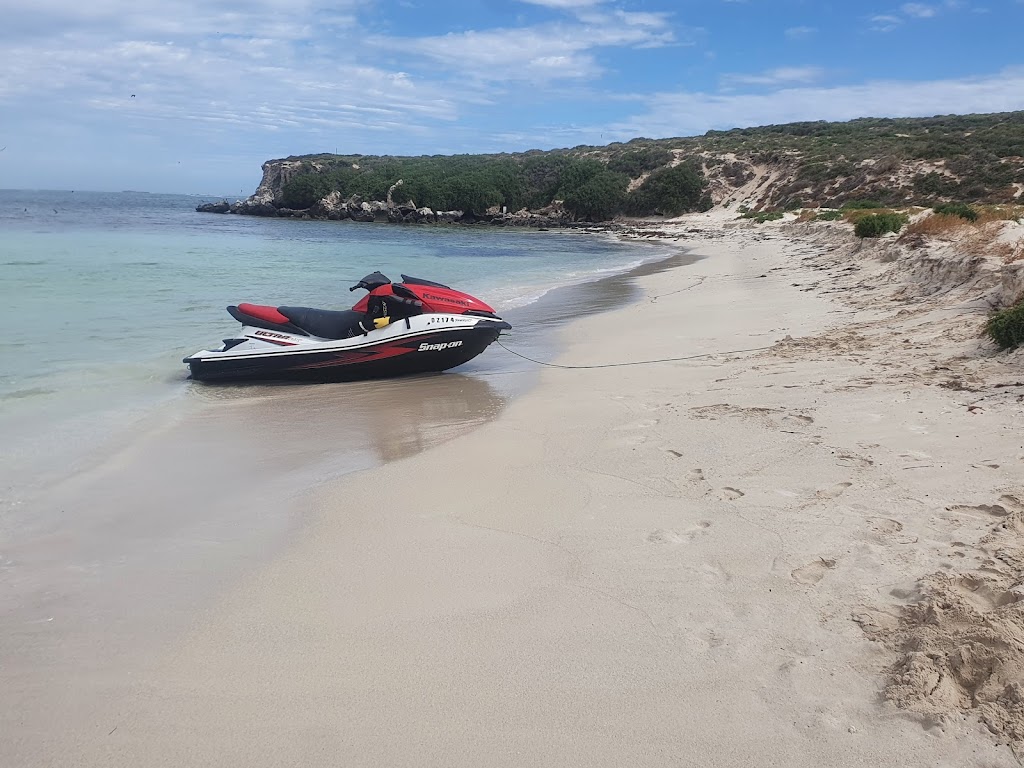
[0,0,1022,194]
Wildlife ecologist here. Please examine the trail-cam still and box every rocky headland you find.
[197,111,1024,227]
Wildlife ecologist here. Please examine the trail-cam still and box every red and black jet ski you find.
[183,272,511,382]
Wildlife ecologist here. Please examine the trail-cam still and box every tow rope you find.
[494,339,774,370]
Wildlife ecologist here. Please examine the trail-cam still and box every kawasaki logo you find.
[419,340,464,352]
[424,293,470,306]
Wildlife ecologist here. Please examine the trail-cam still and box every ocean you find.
[0,189,674,522]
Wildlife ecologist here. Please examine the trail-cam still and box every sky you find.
[0,0,1022,194]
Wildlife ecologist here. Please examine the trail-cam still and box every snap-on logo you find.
[419,340,464,352]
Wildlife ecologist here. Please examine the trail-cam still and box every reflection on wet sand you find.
[188,371,504,465]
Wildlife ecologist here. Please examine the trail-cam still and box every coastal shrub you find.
[606,146,673,177]
[912,171,951,197]
[556,159,608,199]
[841,199,884,210]
[986,299,1024,349]
[816,209,843,221]
[854,212,908,238]
[739,210,784,223]
[281,173,334,208]
[625,163,708,217]
[842,206,901,224]
[561,170,629,221]
[933,202,978,221]
[438,173,505,214]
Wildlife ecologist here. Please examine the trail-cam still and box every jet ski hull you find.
[184,316,509,383]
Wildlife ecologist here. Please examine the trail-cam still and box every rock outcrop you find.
[196,178,575,227]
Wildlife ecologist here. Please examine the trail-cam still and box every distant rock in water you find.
[196,200,231,214]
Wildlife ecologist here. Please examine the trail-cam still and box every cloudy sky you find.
[0,0,1021,194]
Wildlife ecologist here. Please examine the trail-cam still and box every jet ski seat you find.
[278,306,369,339]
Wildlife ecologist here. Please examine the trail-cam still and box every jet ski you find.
[184,272,511,383]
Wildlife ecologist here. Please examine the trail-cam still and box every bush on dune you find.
[625,163,709,217]
[739,209,784,223]
[933,202,979,221]
[854,212,908,238]
[987,299,1024,349]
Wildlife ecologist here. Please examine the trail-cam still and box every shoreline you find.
[0,219,678,531]
[0,239,704,766]
[5,211,1024,765]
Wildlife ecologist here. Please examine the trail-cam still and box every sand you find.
[4,212,1024,766]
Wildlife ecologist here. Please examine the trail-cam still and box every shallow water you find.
[0,189,674,508]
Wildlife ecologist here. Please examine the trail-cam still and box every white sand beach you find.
[6,212,1024,766]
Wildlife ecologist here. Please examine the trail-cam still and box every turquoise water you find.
[0,190,669,490]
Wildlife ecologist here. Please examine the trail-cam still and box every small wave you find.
[2,387,56,400]
[3,260,47,266]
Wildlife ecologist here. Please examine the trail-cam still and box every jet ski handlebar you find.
[350,271,392,292]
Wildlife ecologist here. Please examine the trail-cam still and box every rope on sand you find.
[495,340,774,370]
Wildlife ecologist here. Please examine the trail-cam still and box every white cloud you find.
[870,14,904,31]
[721,66,825,88]
[612,69,1024,140]
[517,0,605,7]
[784,26,816,39]
[371,9,675,83]
[901,3,938,17]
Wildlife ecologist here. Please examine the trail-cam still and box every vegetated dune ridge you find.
[203,111,1024,223]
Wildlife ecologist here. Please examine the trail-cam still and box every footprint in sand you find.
[816,482,852,500]
[647,521,711,545]
[867,517,918,545]
[945,502,1012,519]
[836,451,873,468]
[719,487,745,501]
[687,468,706,482]
[781,413,814,426]
[791,558,837,585]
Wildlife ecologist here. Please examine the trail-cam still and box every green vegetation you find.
[816,209,844,221]
[933,202,979,221]
[558,161,629,221]
[626,163,709,216]
[270,111,1024,221]
[841,200,885,210]
[986,298,1024,350]
[606,146,673,177]
[740,210,785,223]
[854,212,908,238]
[277,148,712,221]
